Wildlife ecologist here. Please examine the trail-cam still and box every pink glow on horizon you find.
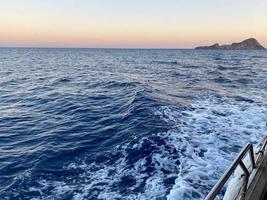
[1,35,266,49]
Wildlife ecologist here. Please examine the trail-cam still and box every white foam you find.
[23,95,267,200]
[162,96,267,200]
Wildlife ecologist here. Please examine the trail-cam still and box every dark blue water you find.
[0,48,267,200]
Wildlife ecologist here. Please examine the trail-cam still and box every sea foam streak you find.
[14,95,266,200]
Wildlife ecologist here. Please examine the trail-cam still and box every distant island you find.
[195,38,265,50]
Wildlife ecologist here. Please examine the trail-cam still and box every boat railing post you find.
[239,160,249,200]
[249,145,256,169]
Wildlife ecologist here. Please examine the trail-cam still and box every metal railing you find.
[205,136,267,200]
[255,137,267,166]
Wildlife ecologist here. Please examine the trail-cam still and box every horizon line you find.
[0,46,195,50]
[1,46,266,50]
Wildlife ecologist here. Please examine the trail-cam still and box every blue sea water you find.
[0,48,267,200]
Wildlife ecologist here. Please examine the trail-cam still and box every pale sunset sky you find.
[0,0,266,48]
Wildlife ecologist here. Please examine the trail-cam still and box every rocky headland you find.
[195,38,265,50]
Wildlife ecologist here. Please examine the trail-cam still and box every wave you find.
[152,61,179,65]
[1,49,267,200]
[3,94,266,200]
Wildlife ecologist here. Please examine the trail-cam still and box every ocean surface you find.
[0,48,267,200]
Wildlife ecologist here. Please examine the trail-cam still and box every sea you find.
[0,48,267,200]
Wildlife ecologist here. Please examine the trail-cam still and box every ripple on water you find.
[0,49,266,200]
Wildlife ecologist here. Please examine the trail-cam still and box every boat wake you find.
[4,95,266,200]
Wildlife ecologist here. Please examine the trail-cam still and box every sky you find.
[0,0,266,48]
